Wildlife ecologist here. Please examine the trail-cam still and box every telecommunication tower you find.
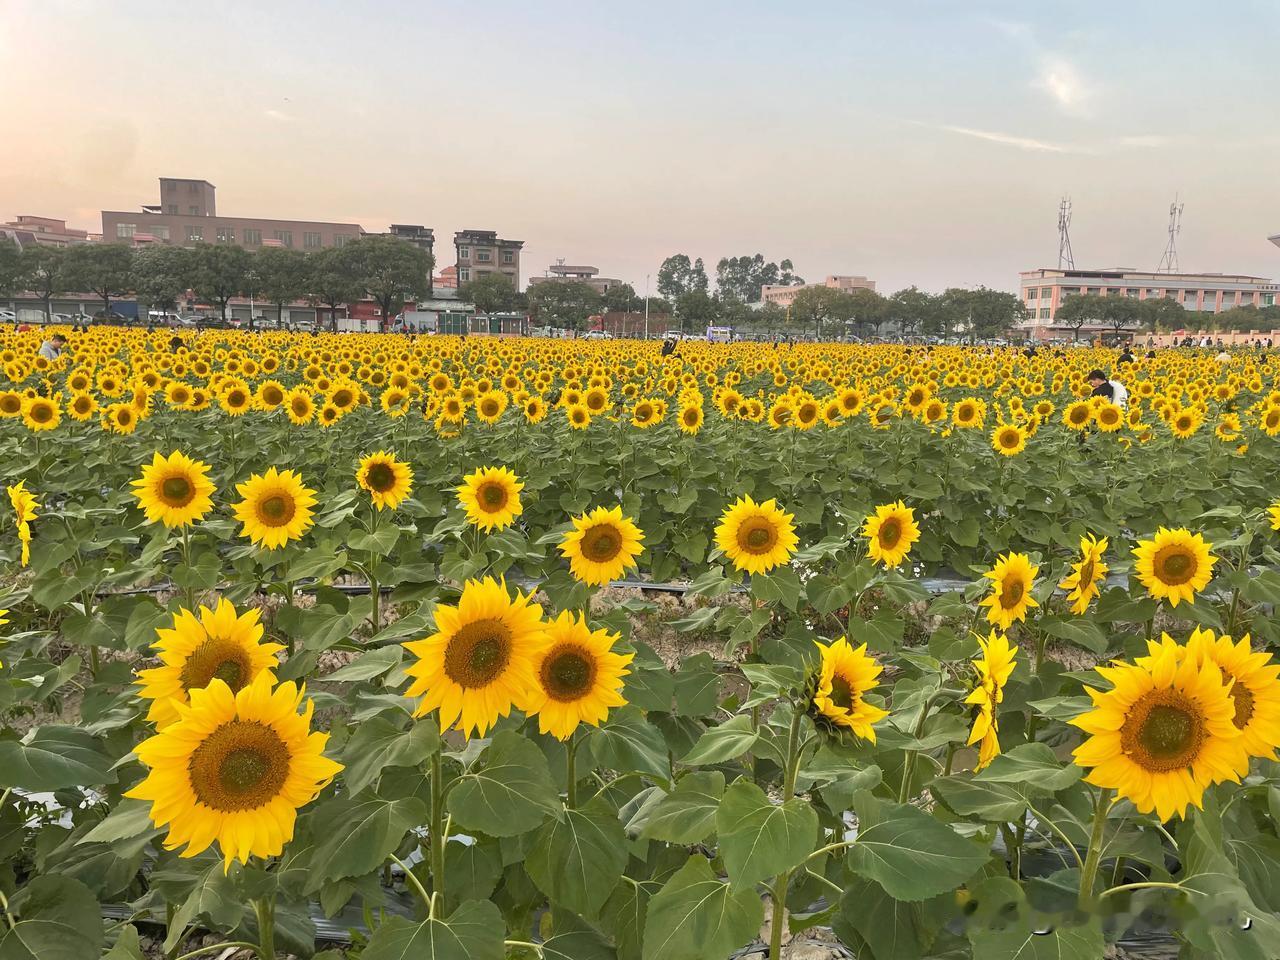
[1057,197,1075,270]
[1157,197,1184,273]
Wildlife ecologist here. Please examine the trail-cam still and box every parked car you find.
[0,310,16,323]
[584,329,612,340]
[93,311,130,326]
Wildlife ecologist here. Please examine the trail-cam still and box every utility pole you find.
[644,273,650,340]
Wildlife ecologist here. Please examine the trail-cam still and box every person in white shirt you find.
[37,333,66,360]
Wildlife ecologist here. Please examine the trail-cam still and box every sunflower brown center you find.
[258,493,296,527]
[541,644,597,702]
[74,396,92,413]
[478,481,508,511]
[292,397,309,415]
[1229,683,1254,729]
[829,673,855,711]
[189,720,290,812]
[117,409,134,425]
[263,386,283,405]
[366,462,396,492]
[228,390,246,407]
[683,408,698,426]
[443,618,512,688]
[738,517,778,555]
[582,524,623,563]
[1000,578,1025,608]
[333,389,354,408]
[1154,547,1196,585]
[30,403,52,423]
[1079,558,1095,587]
[179,637,252,694]
[1122,692,1204,772]
[161,475,196,507]
[1,396,20,413]
[879,518,902,549]
[1000,429,1020,448]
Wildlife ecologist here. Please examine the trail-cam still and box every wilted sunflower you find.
[1072,646,1241,821]
[861,501,920,569]
[402,576,547,737]
[21,396,59,432]
[715,495,798,575]
[965,630,1018,771]
[136,599,282,728]
[457,465,523,531]
[990,423,1027,456]
[131,450,216,528]
[231,467,317,549]
[356,450,413,510]
[127,674,341,871]
[560,505,644,585]
[1058,533,1108,615]
[980,552,1039,629]
[7,481,38,567]
[812,637,888,742]
[1132,527,1216,607]
[525,610,632,740]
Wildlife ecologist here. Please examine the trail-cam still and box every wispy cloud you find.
[1034,56,1096,117]
[936,124,1080,153]
[263,108,297,123]
[916,122,1174,156]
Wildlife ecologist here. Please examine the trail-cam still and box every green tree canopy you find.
[62,243,134,315]
[350,235,434,329]
[714,255,804,303]
[189,244,252,321]
[19,246,67,322]
[1054,294,1101,342]
[460,273,520,315]
[309,245,364,331]
[788,286,844,339]
[656,255,709,301]
[526,281,601,332]
[253,247,311,328]
[132,246,191,316]
[0,239,22,298]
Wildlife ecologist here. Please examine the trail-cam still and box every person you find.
[169,334,184,353]
[660,335,679,358]
[1087,369,1128,408]
[38,333,67,360]
[1216,348,1231,363]
[1117,347,1135,364]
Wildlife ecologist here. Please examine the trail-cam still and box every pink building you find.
[761,274,875,307]
[1,216,90,247]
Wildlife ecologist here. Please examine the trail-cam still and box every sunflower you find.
[452,465,522,531]
[131,450,216,528]
[862,501,920,569]
[318,403,342,428]
[1132,527,1216,607]
[7,481,38,567]
[1058,533,1108,615]
[560,505,644,586]
[1071,646,1241,820]
[715,495,798,575]
[980,552,1039,629]
[68,391,98,421]
[678,403,704,435]
[103,402,138,434]
[21,396,60,431]
[231,468,317,549]
[523,396,547,423]
[1270,500,1280,532]
[356,450,413,510]
[524,610,632,740]
[566,403,591,429]
[135,599,282,728]
[812,638,888,742]
[1095,403,1124,432]
[965,630,1018,771]
[218,383,252,416]
[1063,400,1093,431]
[254,380,286,410]
[402,576,548,737]
[0,391,23,417]
[952,397,984,429]
[285,388,315,425]
[126,674,341,871]
[475,390,507,424]
[990,423,1027,457]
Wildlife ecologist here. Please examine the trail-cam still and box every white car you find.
[584,329,612,340]
[0,310,15,323]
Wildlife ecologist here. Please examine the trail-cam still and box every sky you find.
[3,0,1279,295]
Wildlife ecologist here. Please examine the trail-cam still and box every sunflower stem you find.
[767,707,805,959]
[368,504,380,637]
[253,896,275,960]
[565,733,579,809]
[179,525,196,611]
[430,750,447,908]
[1077,787,1114,909]
[897,691,936,803]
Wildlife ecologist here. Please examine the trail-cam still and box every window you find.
[458,246,470,260]
[1126,288,1140,297]
[1221,292,1237,306]
[1039,308,1050,319]
[165,204,178,215]
[1184,291,1197,305]
[459,267,470,282]
[1086,287,1100,296]
[186,225,204,242]
[303,232,322,249]
[477,270,491,277]
[476,250,492,262]
[503,272,516,283]
[274,230,293,247]
[216,226,235,243]
[116,223,136,239]
[188,205,199,216]
[152,225,170,241]
[244,228,262,245]
[1106,287,1120,296]
[502,250,514,264]
[334,234,353,247]
[1026,288,1038,300]
[1201,293,1218,311]
[1264,294,1276,307]
[188,182,199,194]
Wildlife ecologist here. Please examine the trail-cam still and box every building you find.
[1018,266,1280,339]
[454,230,522,288]
[102,177,365,250]
[387,224,435,258]
[1,216,90,248]
[761,274,876,307]
[527,262,623,294]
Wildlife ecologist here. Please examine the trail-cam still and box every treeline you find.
[1055,292,1280,340]
[0,236,434,328]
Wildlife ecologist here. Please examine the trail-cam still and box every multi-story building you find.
[454,230,522,288]
[102,177,365,250]
[1018,266,1280,339]
[527,262,623,295]
[387,224,435,258]
[760,274,876,307]
[1,216,90,247]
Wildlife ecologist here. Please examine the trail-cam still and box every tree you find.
[1138,296,1186,333]
[1054,294,1100,343]
[62,243,134,316]
[19,246,66,323]
[309,246,364,332]
[0,239,22,305]
[189,244,252,321]
[845,289,887,338]
[526,281,601,332]
[887,286,935,338]
[132,246,191,317]
[714,255,804,303]
[1100,297,1143,340]
[253,247,310,328]
[673,290,719,334]
[788,285,844,339]
[955,287,1026,342]
[601,282,641,314]
[656,255,708,301]
[460,273,519,315]
[350,235,433,331]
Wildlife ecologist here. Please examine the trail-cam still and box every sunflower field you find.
[2,327,1280,960]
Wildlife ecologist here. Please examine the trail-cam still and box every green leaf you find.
[164,862,242,951]
[680,715,757,765]
[931,774,1029,822]
[974,743,1082,794]
[668,607,718,633]
[969,920,1104,960]
[323,645,404,682]
[837,877,938,960]
[848,795,987,901]
[640,771,725,845]
[309,792,429,888]
[103,926,145,960]
[0,875,103,960]
[672,653,720,717]
[526,799,628,918]
[601,876,649,960]
[443,838,504,904]
[751,567,802,609]
[641,855,763,960]
[540,929,617,960]
[0,726,116,791]
[361,899,505,960]
[1039,616,1107,654]
[341,716,439,796]
[348,524,402,557]
[717,779,818,889]
[78,798,157,845]
[591,707,671,780]
[447,730,559,838]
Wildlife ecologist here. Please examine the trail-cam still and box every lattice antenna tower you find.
[1057,197,1075,270]
[1157,197,1184,273]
